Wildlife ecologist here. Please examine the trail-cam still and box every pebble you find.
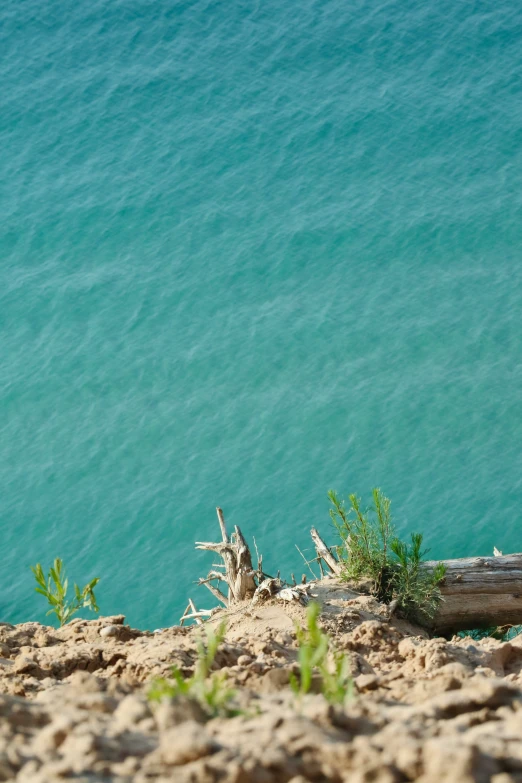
[99,625,120,638]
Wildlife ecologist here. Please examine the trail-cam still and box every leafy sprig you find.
[31,558,99,627]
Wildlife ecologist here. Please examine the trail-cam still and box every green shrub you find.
[148,621,237,718]
[290,602,353,705]
[329,489,446,622]
[329,488,392,597]
[31,558,99,627]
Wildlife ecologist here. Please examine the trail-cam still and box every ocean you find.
[1,0,522,629]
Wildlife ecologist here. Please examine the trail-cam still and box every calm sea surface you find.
[1,0,522,628]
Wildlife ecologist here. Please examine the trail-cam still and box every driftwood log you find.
[309,528,522,633]
[424,554,522,633]
[185,508,522,634]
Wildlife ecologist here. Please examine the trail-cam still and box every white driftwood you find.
[196,507,239,601]
[195,507,258,606]
[252,577,284,604]
[179,599,205,626]
[188,598,203,625]
[310,527,342,575]
[308,528,522,633]
[425,553,522,633]
[181,609,217,624]
[232,525,257,600]
[217,507,229,543]
[277,585,311,606]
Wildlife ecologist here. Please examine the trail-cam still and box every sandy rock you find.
[154,698,207,731]
[66,670,105,692]
[113,693,151,728]
[393,740,423,779]
[419,738,498,782]
[412,678,520,719]
[433,660,471,679]
[355,674,380,692]
[13,653,45,677]
[31,716,75,755]
[159,721,219,765]
[261,666,291,691]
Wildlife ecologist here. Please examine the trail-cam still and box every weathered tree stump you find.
[184,507,314,623]
[194,508,257,605]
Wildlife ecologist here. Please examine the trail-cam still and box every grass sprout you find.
[291,602,353,705]
[148,621,237,718]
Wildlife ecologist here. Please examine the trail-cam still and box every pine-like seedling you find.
[329,489,446,621]
[390,533,447,621]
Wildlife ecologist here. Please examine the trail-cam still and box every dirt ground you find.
[1,577,522,782]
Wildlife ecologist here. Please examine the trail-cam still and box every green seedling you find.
[148,621,237,717]
[290,602,353,705]
[321,648,354,705]
[329,488,446,622]
[390,533,447,621]
[329,488,393,596]
[31,558,99,627]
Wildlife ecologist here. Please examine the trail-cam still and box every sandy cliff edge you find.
[1,578,522,782]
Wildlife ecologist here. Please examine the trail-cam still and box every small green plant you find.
[329,488,393,597]
[31,558,100,627]
[148,621,237,717]
[290,602,353,705]
[390,533,447,621]
[329,489,446,622]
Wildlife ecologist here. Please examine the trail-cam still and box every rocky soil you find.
[1,578,522,782]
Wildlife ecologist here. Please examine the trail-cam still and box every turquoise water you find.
[2,0,522,629]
